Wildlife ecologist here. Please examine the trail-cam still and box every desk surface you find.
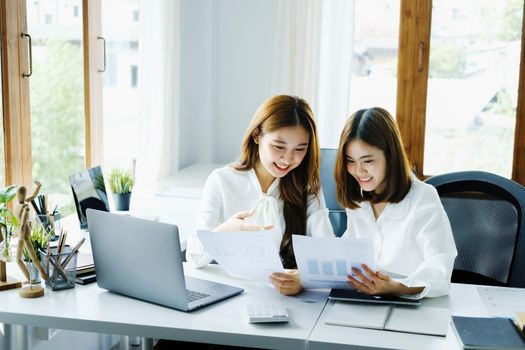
[0,263,325,350]
[0,265,500,350]
[0,229,514,350]
[309,283,490,350]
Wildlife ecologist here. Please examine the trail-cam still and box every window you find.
[102,0,140,172]
[27,0,86,214]
[423,0,523,177]
[349,0,400,114]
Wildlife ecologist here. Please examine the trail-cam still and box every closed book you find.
[77,265,95,275]
[452,316,525,349]
[75,272,97,285]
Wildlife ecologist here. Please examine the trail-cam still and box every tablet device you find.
[329,289,421,306]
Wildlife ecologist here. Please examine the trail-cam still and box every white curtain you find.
[272,0,323,108]
[135,0,180,188]
[272,0,355,148]
[317,0,355,148]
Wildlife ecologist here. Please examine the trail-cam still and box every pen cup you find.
[42,245,78,291]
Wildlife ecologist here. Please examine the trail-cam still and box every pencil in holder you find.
[42,245,78,291]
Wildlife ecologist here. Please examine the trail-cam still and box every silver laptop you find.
[86,209,244,311]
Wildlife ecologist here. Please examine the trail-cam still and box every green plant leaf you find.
[108,168,135,194]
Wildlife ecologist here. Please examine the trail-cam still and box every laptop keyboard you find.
[186,289,210,303]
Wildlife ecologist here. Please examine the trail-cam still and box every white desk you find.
[0,241,514,350]
[308,283,491,350]
[0,263,326,350]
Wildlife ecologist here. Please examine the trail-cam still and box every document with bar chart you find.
[292,235,376,289]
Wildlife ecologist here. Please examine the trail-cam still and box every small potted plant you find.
[0,185,19,262]
[108,168,135,211]
[22,224,51,284]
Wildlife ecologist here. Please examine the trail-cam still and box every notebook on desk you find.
[86,209,244,311]
[325,301,450,336]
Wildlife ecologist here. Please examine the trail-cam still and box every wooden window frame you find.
[1,0,32,187]
[397,0,525,186]
[0,0,102,189]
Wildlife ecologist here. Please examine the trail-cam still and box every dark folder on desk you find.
[452,316,525,349]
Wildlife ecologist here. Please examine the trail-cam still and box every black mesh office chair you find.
[425,171,525,287]
[320,148,347,237]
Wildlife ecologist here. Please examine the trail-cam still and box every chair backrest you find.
[320,148,347,237]
[425,171,525,287]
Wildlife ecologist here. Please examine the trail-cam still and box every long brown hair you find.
[235,95,321,268]
[334,107,412,209]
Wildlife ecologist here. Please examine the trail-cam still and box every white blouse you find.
[186,166,335,268]
[343,177,457,298]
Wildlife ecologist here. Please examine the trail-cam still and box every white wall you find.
[178,0,279,167]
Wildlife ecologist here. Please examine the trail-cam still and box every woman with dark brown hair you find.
[187,95,334,295]
[334,107,456,298]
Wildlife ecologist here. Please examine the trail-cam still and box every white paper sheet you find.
[477,286,525,318]
[197,230,284,283]
[292,235,376,289]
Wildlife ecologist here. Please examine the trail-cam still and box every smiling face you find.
[254,125,309,182]
[344,139,387,195]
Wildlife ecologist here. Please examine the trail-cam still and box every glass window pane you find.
[424,0,523,177]
[102,0,140,173]
[349,1,399,114]
[27,0,86,215]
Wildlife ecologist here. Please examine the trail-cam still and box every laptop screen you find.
[69,166,110,229]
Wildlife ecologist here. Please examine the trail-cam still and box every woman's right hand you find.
[213,210,273,232]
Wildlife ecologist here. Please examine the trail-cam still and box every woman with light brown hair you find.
[187,95,334,295]
[335,107,457,298]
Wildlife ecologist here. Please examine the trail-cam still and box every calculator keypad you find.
[246,304,289,323]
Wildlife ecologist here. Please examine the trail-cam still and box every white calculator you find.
[246,304,289,323]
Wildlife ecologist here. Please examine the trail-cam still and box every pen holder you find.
[42,246,78,291]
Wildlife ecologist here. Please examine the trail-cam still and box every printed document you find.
[292,235,375,289]
[477,286,525,318]
[197,230,284,283]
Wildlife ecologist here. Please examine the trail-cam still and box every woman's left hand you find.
[347,264,405,296]
[271,270,303,296]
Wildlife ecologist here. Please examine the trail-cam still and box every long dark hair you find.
[235,95,321,268]
[335,107,412,209]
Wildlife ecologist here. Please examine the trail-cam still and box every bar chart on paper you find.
[293,235,376,289]
[306,258,362,287]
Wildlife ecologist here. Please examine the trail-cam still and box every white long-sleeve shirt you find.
[186,166,335,267]
[343,177,457,298]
